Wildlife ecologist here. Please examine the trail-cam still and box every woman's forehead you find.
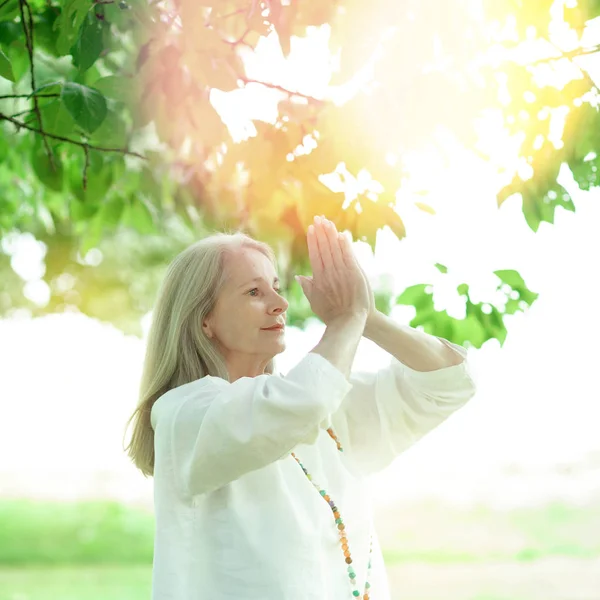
[225,249,277,286]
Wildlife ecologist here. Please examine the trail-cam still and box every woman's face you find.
[202,247,289,381]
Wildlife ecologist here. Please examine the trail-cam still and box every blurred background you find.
[1,0,600,599]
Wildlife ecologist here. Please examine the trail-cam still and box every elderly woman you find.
[124,215,476,599]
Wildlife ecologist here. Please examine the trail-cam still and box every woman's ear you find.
[202,318,213,339]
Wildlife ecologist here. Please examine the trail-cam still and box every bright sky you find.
[1,16,599,510]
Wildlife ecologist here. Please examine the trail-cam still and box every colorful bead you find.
[292,426,373,599]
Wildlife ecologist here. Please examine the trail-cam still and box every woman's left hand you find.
[308,215,377,321]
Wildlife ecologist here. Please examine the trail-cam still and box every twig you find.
[247,0,259,20]
[0,94,60,99]
[218,7,246,19]
[224,27,252,48]
[524,44,600,67]
[19,0,55,170]
[23,112,38,126]
[240,78,325,103]
[9,107,35,119]
[0,112,147,159]
[0,0,14,11]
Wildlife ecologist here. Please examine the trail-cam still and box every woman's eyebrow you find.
[238,276,280,289]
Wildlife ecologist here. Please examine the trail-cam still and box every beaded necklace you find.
[290,427,373,599]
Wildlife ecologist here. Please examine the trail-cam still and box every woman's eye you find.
[248,288,281,296]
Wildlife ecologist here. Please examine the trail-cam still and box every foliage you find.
[0,0,598,342]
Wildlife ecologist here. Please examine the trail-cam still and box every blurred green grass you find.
[0,499,154,566]
[0,565,151,600]
[375,497,600,564]
[1,498,599,566]
[1,498,599,599]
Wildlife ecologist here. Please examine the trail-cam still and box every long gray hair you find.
[122,230,278,478]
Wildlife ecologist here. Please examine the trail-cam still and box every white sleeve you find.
[160,352,353,498]
[330,337,477,477]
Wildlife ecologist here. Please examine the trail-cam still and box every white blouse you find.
[150,339,476,599]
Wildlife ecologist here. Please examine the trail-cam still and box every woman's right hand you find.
[295,216,370,325]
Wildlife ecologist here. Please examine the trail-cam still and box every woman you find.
[124,215,476,599]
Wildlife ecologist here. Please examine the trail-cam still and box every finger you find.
[338,231,357,270]
[313,217,333,273]
[358,263,368,282]
[321,218,345,271]
[307,225,324,280]
[356,261,370,292]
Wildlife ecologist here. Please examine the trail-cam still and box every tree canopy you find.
[1,0,598,342]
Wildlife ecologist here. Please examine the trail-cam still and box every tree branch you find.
[248,0,259,20]
[218,7,246,19]
[223,27,253,49]
[9,107,35,119]
[0,94,60,100]
[525,44,600,66]
[19,0,55,170]
[0,112,147,159]
[240,77,325,103]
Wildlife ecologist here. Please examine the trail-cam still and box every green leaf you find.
[38,90,77,138]
[92,75,133,103]
[72,12,105,72]
[61,82,107,133]
[494,269,539,306]
[0,0,19,21]
[5,40,28,82]
[34,9,61,57]
[494,269,526,291]
[0,48,14,81]
[452,315,487,348]
[410,307,437,329]
[71,153,115,203]
[90,110,128,147]
[100,196,126,227]
[569,156,599,191]
[395,284,434,311]
[32,81,63,95]
[80,211,105,256]
[70,195,101,222]
[139,166,165,204]
[54,0,90,56]
[31,141,64,192]
[0,22,20,49]
[123,197,156,234]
